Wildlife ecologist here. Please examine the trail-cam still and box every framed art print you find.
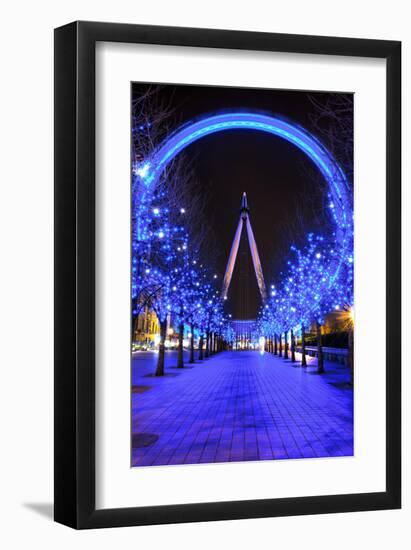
[54,21,401,528]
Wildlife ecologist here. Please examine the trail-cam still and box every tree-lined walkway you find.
[131,351,353,467]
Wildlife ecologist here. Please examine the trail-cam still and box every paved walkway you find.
[131,350,353,467]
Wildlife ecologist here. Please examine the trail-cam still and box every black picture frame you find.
[54,20,401,529]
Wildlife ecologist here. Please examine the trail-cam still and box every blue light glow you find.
[134,111,352,323]
[138,113,350,239]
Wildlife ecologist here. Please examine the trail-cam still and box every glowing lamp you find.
[135,162,150,179]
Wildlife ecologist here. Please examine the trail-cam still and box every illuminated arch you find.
[135,111,352,287]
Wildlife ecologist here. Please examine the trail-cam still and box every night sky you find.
[132,83,351,319]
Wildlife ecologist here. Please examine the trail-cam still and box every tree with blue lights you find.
[193,277,213,360]
[132,87,225,375]
[132,156,203,375]
[132,88,353,379]
[183,260,205,364]
[146,208,188,376]
[199,284,223,357]
[259,229,353,373]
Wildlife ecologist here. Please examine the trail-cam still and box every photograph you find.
[130,83,354,468]
[0,0,404,538]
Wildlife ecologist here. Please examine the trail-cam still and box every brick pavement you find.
[131,350,353,467]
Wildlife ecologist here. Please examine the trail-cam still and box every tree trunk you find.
[189,323,195,363]
[198,334,204,360]
[155,318,168,376]
[316,320,324,373]
[177,321,184,368]
[274,334,278,355]
[205,330,210,358]
[132,314,139,346]
[278,333,282,357]
[301,324,307,367]
[291,329,296,362]
[348,327,354,385]
[284,331,289,359]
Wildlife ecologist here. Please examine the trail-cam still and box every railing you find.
[295,346,349,366]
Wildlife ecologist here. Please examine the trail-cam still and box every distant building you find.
[133,306,160,348]
[231,319,258,350]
